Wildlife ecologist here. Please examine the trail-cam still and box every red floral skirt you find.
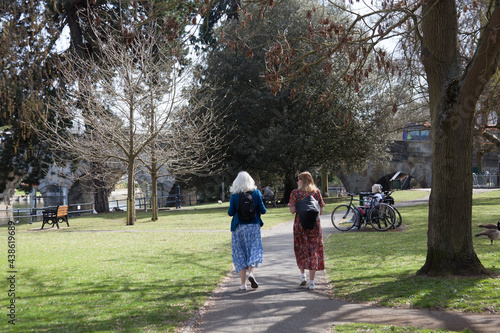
[293,215,324,271]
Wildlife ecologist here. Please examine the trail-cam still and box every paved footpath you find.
[184,198,500,333]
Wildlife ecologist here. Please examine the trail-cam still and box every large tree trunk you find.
[92,163,110,213]
[0,175,23,206]
[417,0,500,276]
[418,103,487,275]
[88,167,111,215]
[93,185,109,213]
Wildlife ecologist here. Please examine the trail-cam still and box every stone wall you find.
[339,140,433,193]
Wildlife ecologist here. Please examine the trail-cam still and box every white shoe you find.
[308,282,315,290]
[300,276,307,286]
[351,226,358,230]
[239,285,247,291]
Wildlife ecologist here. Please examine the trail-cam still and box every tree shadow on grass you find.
[472,196,500,207]
[13,246,233,332]
[329,269,500,313]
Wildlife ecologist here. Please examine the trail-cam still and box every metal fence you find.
[0,194,199,225]
[0,202,94,225]
[473,173,500,188]
[328,186,346,197]
[109,194,199,211]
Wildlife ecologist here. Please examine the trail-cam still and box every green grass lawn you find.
[0,203,294,332]
[331,323,472,332]
[324,190,500,313]
[0,189,498,332]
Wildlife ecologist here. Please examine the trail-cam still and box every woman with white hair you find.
[228,171,267,290]
[371,184,385,206]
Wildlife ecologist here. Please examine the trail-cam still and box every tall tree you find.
[258,0,500,275]
[0,0,133,206]
[137,89,224,221]
[194,0,389,201]
[416,0,500,275]
[36,4,218,225]
[0,0,60,202]
[0,0,204,208]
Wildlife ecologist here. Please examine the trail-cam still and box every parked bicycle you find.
[383,190,402,228]
[331,192,397,231]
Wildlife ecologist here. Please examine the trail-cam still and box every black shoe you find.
[248,274,259,288]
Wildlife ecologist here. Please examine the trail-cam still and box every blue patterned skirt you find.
[231,223,263,273]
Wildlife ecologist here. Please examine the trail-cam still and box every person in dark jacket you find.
[261,185,277,208]
[228,171,267,290]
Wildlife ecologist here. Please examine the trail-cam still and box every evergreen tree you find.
[193,0,389,200]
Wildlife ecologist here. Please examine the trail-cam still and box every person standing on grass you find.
[288,171,325,290]
[228,171,266,291]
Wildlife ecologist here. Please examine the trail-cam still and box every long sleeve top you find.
[228,189,267,232]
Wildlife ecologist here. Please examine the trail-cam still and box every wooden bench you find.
[41,205,69,229]
[272,191,287,207]
[263,194,277,208]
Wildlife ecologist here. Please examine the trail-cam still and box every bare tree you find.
[137,86,225,221]
[35,7,223,225]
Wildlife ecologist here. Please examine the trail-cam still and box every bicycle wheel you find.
[331,205,357,231]
[368,203,396,231]
[392,206,402,228]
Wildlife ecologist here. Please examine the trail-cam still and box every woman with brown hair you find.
[288,171,325,290]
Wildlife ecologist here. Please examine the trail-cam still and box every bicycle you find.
[383,190,402,228]
[331,192,397,231]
